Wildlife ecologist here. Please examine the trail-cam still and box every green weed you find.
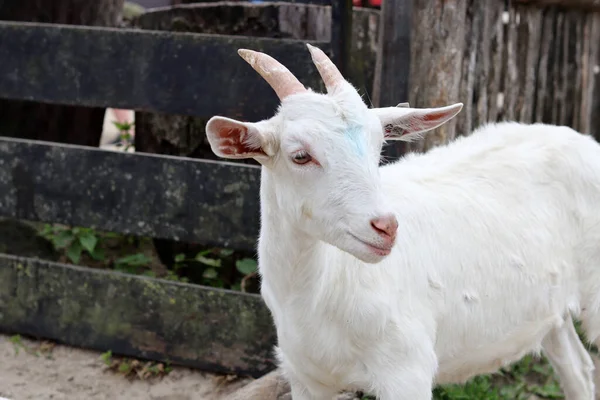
[100,350,172,380]
[40,224,107,264]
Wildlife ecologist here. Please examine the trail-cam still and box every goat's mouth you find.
[348,233,393,257]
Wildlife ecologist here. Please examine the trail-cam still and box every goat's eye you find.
[292,151,312,165]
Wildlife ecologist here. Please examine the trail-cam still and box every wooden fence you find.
[0,0,359,378]
[400,0,600,153]
[1,0,599,382]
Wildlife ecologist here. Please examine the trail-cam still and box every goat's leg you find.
[541,318,595,400]
[288,379,337,400]
[371,368,433,400]
[368,341,436,400]
[282,368,338,400]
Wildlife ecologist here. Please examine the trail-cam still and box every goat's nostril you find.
[370,215,398,239]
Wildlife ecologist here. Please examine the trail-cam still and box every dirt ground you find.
[0,334,251,400]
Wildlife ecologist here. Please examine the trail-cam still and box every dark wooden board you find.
[514,0,600,12]
[174,0,332,4]
[0,254,277,377]
[0,21,330,121]
[372,0,412,160]
[0,136,262,251]
[330,0,354,75]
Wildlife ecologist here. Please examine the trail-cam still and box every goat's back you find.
[378,122,600,383]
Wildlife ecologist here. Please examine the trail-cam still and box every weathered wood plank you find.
[503,6,518,122]
[581,12,600,137]
[0,21,329,121]
[515,6,542,123]
[457,0,482,137]
[0,254,277,377]
[0,137,261,250]
[550,12,565,125]
[372,0,411,109]
[371,0,412,159]
[406,0,468,152]
[474,1,496,128]
[533,8,555,122]
[487,1,505,122]
[590,14,600,139]
[330,0,353,76]
[514,0,600,12]
[174,0,332,4]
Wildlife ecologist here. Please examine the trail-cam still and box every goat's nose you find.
[370,214,398,239]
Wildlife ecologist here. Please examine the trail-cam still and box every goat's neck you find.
[257,169,331,298]
[257,169,399,332]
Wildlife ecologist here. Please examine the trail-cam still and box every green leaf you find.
[118,362,132,374]
[66,241,83,264]
[100,350,112,365]
[202,268,218,279]
[235,258,257,275]
[103,232,121,239]
[174,253,186,263]
[53,229,74,249]
[220,249,234,257]
[89,247,105,261]
[39,224,54,237]
[116,253,151,267]
[195,255,221,267]
[112,121,134,132]
[78,232,98,253]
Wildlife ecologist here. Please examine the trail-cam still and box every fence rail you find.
[0,136,261,251]
[0,21,329,121]
[0,0,354,376]
[0,253,276,377]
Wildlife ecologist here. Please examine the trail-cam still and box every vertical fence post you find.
[331,0,353,75]
[372,0,412,161]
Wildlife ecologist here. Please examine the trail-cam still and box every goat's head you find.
[206,45,462,263]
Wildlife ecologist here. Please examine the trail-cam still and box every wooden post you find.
[405,0,468,153]
[588,13,600,139]
[372,0,412,159]
[331,0,354,76]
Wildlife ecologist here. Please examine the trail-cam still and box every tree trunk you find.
[405,0,468,153]
[0,0,125,147]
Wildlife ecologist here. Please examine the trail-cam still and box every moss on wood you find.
[0,253,277,377]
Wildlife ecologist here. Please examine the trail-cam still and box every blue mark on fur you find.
[345,125,364,156]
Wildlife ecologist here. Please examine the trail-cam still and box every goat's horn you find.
[238,49,306,101]
[306,44,344,92]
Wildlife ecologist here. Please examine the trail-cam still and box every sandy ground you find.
[0,334,251,400]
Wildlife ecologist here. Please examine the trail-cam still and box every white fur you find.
[206,71,600,399]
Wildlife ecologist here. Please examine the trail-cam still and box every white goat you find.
[205,44,600,400]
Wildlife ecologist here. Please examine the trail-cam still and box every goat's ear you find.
[370,103,463,142]
[205,116,276,164]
